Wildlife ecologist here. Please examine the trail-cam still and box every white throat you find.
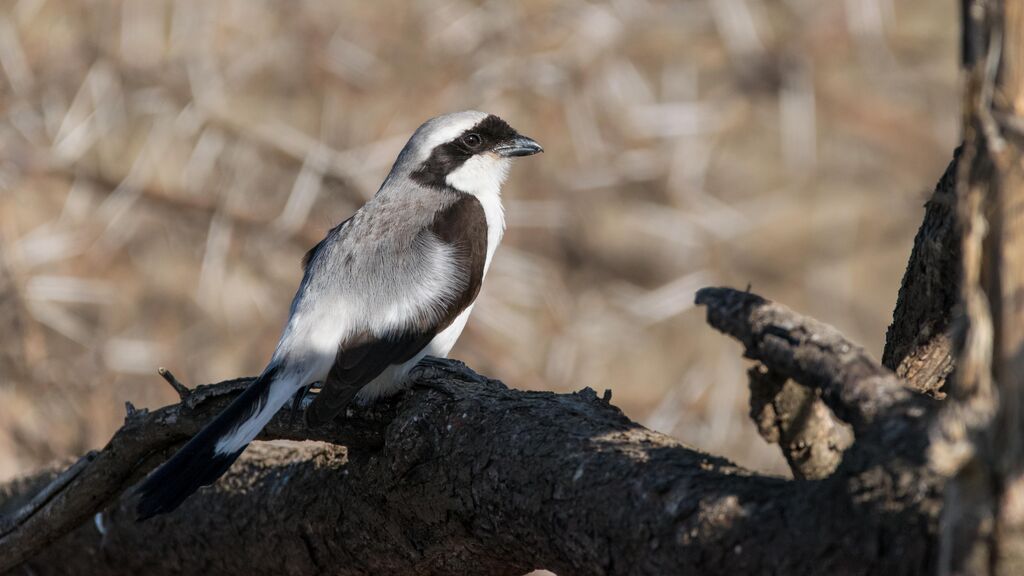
[445,153,509,274]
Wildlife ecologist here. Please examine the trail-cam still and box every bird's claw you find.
[411,377,456,398]
[410,356,486,397]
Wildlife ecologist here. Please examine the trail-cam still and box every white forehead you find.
[406,110,489,162]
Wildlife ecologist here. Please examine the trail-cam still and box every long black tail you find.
[135,366,284,520]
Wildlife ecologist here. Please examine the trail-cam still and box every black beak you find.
[495,135,543,157]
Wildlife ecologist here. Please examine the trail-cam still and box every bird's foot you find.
[411,377,456,398]
[410,356,486,397]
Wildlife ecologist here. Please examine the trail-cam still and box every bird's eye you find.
[462,133,482,148]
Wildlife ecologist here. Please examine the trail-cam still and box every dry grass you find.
[0,0,957,481]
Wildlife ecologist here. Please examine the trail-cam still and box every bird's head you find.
[396,111,543,197]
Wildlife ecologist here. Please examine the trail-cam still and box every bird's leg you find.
[288,383,317,426]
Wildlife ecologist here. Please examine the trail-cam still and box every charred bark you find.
[0,352,946,576]
[882,150,961,398]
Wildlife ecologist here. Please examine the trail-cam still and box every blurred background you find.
[0,0,958,481]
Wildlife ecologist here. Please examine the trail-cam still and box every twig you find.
[157,367,191,401]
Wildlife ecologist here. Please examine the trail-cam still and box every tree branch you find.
[0,356,949,576]
[0,372,388,573]
[747,365,853,479]
[695,287,933,438]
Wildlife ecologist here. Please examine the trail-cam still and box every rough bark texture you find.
[0,333,947,576]
[882,149,961,398]
[747,366,853,480]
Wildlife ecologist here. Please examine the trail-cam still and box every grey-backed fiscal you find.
[135,111,542,519]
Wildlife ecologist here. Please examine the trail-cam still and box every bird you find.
[135,111,542,519]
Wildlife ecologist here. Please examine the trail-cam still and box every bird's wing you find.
[304,194,488,426]
[301,216,351,271]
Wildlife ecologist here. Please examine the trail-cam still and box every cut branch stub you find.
[157,367,191,401]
